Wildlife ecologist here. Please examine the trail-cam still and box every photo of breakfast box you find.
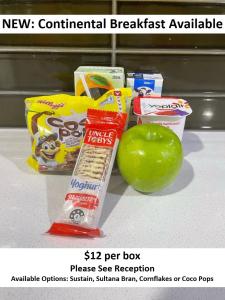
[133,96,192,140]
[74,66,124,100]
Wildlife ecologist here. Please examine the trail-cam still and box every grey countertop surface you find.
[1,128,225,299]
[0,129,225,248]
[1,287,225,300]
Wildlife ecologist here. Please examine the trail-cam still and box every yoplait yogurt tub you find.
[133,96,192,140]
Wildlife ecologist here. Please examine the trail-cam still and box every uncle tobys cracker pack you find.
[48,109,127,237]
[25,88,131,172]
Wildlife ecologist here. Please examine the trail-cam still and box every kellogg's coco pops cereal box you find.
[133,96,192,140]
[25,89,131,172]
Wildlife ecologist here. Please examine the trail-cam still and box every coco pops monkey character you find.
[35,133,60,167]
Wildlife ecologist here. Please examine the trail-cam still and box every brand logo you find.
[47,117,86,141]
[145,103,184,110]
[70,178,100,191]
[37,100,64,110]
[84,128,116,147]
[134,79,155,94]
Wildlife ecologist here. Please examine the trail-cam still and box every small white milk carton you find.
[126,72,163,97]
[133,96,192,140]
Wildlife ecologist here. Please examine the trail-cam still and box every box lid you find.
[127,72,163,80]
[75,66,124,74]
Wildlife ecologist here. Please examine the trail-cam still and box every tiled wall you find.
[0,0,225,129]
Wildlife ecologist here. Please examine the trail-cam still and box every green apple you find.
[117,124,183,193]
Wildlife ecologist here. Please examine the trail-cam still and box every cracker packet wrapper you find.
[48,109,127,237]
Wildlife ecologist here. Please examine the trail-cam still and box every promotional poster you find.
[0,1,225,299]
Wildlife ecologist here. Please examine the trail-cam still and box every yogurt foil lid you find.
[133,96,192,117]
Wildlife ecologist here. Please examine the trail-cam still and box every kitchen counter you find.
[0,129,224,248]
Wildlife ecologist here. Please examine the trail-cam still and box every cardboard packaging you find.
[74,66,124,100]
[126,72,163,97]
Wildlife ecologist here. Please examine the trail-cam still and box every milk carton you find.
[126,72,163,97]
[133,96,192,140]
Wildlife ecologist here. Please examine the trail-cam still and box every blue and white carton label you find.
[127,72,163,97]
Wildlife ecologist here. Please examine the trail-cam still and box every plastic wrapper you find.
[48,109,127,237]
[25,88,131,172]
